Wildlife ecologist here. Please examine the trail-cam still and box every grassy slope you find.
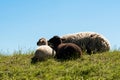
[0,51,120,80]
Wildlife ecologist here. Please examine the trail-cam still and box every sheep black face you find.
[48,36,62,51]
[48,36,82,60]
[37,38,47,46]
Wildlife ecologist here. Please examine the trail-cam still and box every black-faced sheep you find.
[31,38,56,63]
[48,36,82,60]
[60,32,110,54]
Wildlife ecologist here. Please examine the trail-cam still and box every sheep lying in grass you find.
[60,32,110,54]
[31,38,56,63]
[48,36,82,60]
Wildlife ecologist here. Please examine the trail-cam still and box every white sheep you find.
[31,38,56,63]
[60,32,110,54]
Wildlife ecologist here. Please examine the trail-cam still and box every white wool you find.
[35,45,56,59]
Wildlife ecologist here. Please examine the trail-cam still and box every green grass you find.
[0,51,120,80]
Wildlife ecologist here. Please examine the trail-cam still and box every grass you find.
[0,50,120,80]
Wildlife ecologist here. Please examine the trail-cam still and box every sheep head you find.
[48,36,62,51]
[37,38,48,46]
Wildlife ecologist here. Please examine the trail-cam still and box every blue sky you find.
[0,0,120,54]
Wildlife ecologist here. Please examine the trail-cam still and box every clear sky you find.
[0,0,120,54]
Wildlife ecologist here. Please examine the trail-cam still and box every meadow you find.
[0,50,120,80]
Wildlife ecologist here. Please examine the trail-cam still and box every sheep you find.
[48,36,82,60]
[59,32,110,54]
[31,38,56,63]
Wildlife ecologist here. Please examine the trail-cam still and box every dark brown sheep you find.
[48,36,82,60]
